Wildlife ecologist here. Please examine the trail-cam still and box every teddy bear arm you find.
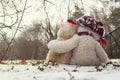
[47,34,79,53]
[95,41,109,63]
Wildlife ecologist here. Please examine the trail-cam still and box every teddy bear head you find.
[57,22,78,41]
[77,16,107,45]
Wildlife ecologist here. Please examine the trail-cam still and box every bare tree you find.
[0,0,28,62]
[12,22,49,60]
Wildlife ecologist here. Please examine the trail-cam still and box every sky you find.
[0,0,119,37]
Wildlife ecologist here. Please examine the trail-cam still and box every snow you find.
[0,60,120,80]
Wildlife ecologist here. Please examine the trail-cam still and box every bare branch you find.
[1,1,6,27]
[0,0,31,29]
[45,0,55,5]
[67,0,70,18]
[43,0,55,40]
[0,6,31,17]
[0,32,9,45]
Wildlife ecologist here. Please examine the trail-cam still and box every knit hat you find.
[76,16,107,45]
[76,16,105,36]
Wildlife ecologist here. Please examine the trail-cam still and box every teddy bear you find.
[46,19,78,64]
[47,16,109,66]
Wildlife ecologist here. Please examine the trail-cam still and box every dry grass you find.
[0,59,45,65]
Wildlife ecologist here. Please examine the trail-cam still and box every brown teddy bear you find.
[46,19,78,64]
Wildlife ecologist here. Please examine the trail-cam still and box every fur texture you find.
[46,22,78,64]
[48,26,109,66]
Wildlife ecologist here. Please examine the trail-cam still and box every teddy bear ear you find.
[67,19,77,25]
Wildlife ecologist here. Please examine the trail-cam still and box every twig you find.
[45,0,55,5]
[43,0,55,40]
[104,27,120,37]
[0,6,31,17]
[0,1,31,29]
[67,0,70,18]
[0,32,9,45]
[1,1,6,27]
[64,68,75,80]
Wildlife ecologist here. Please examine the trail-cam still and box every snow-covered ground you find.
[0,60,120,80]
